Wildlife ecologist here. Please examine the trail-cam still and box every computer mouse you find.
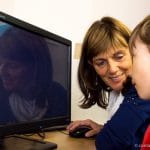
[69,125,92,138]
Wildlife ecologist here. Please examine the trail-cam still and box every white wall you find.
[0,0,15,13]
[0,0,150,124]
[91,0,150,30]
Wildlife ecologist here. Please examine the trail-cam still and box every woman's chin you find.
[110,84,123,92]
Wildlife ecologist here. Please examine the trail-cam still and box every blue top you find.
[95,86,150,150]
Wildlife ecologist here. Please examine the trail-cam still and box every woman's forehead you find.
[94,47,128,59]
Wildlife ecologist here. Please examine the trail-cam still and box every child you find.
[129,15,150,150]
[129,15,150,100]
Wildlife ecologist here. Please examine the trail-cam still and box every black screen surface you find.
[0,12,71,137]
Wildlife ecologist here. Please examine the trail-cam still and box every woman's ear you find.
[88,60,93,66]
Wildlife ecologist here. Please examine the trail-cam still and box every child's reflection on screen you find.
[0,24,67,123]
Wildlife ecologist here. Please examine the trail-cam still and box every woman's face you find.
[0,58,31,92]
[91,47,132,91]
[132,38,150,100]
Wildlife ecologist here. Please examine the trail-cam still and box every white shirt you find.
[9,93,48,121]
[106,91,124,120]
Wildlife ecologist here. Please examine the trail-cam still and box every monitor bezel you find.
[0,11,71,137]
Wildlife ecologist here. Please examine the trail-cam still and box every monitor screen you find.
[0,12,71,137]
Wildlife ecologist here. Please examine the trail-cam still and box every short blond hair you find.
[129,15,150,53]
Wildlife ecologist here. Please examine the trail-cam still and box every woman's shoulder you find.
[49,81,66,93]
[47,81,67,102]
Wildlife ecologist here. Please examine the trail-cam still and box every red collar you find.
[141,125,150,150]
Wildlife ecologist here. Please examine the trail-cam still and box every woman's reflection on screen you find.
[0,24,67,123]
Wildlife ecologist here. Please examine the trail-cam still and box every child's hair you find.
[129,15,150,53]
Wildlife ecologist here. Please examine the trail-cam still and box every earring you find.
[95,76,98,86]
[106,86,111,91]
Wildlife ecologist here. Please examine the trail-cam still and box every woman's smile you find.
[108,73,124,82]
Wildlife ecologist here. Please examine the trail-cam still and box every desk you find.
[32,130,96,150]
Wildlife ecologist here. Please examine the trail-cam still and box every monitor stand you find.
[0,135,57,150]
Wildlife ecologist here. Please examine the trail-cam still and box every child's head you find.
[129,15,150,99]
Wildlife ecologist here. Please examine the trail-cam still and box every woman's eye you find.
[8,63,20,69]
[95,61,106,67]
[9,63,15,68]
[115,54,124,60]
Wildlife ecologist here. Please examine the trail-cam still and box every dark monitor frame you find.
[0,11,71,137]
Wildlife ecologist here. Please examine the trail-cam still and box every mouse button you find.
[77,125,91,129]
[69,126,91,138]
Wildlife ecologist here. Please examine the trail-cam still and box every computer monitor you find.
[0,11,71,137]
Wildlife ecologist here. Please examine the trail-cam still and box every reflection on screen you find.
[0,22,70,124]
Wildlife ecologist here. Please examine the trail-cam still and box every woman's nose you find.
[0,64,7,75]
[108,62,118,74]
[0,64,4,74]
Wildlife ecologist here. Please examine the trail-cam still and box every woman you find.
[129,15,150,150]
[67,16,150,149]
[0,24,67,122]
[67,16,132,137]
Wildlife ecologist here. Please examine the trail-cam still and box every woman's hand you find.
[67,119,103,137]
